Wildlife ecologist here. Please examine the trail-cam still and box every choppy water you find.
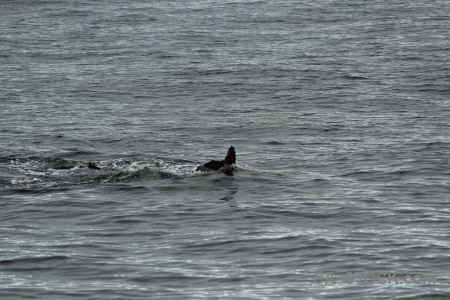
[1,0,450,299]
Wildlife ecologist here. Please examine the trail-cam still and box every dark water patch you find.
[362,198,382,204]
[0,256,69,272]
[266,141,284,145]
[422,141,450,150]
[98,138,124,144]
[389,169,415,176]
[342,74,370,80]
[60,149,100,158]
[155,53,181,59]
[4,188,51,195]
[310,178,331,183]
[259,244,313,256]
[319,127,342,132]
[37,199,122,209]
[0,128,25,134]
[279,240,341,253]
[0,255,68,264]
[113,218,147,225]
[109,14,158,24]
[80,231,143,239]
[129,274,204,286]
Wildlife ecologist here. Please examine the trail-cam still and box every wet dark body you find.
[196,146,236,173]
[88,162,101,170]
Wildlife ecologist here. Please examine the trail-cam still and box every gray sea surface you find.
[1,0,450,299]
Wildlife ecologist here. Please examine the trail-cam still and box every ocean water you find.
[1,0,450,299]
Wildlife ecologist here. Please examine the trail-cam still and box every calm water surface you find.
[1,0,450,299]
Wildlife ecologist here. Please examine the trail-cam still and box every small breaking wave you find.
[0,155,199,189]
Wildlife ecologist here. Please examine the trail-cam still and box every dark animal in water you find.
[196,146,236,172]
[87,162,101,170]
[86,146,237,173]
